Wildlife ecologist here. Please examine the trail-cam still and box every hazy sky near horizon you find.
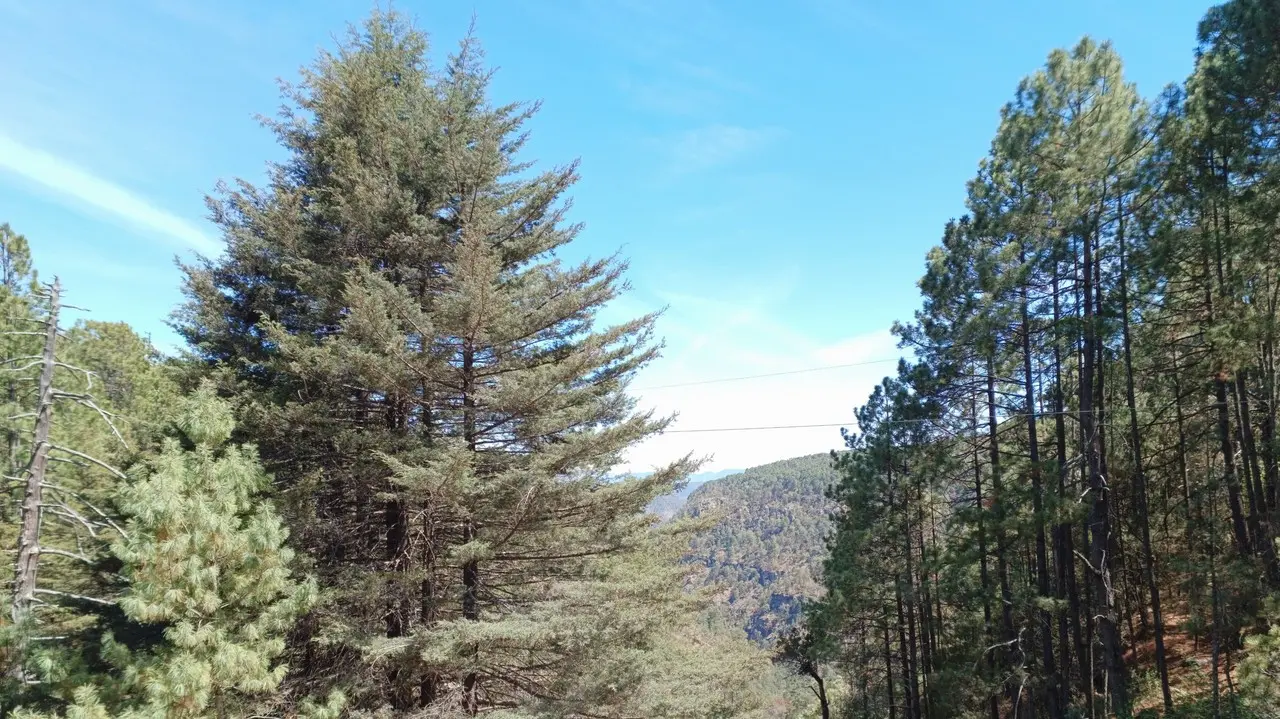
[0,0,1214,472]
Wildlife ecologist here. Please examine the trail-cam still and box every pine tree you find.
[774,623,833,719]
[1239,592,1280,718]
[14,382,317,718]
[177,11,721,714]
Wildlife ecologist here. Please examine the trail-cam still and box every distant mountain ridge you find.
[645,468,740,520]
[676,453,840,644]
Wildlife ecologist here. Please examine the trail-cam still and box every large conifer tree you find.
[178,12,695,715]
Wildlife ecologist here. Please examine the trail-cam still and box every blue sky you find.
[0,0,1214,471]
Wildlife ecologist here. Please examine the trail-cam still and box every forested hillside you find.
[678,454,837,643]
[790,2,1280,719]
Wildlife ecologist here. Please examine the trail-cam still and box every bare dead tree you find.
[7,278,125,682]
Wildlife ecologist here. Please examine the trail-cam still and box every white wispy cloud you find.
[148,0,256,44]
[0,133,218,255]
[619,77,720,117]
[619,60,756,117]
[663,124,779,175]
[800,0,915,49]
[668,61,756,97]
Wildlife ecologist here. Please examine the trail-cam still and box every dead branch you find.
[41,484,128,539]
[35,547,94,564]
[31,588,114,607]
[46,444,125,479]
[53,392,125,448]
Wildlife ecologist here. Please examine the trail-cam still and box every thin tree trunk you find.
[973,392,1001,719]
[419,403,440,706]
[1053,269,1078,709]
[1020,252,1061,719]
[861,657,871,719]
[929,502,946,661]
[988,358,1018,712]
[381,396,414,709]
[890,453,921,719]
[885,622,898,719]
[1235,372,1279,577]
[420,532,440,706]
[1204,196,1252,558]
[1074,260,1097,717]
[1260,337,1279,513]
[916,504,935,717]
[1172,347,1196,577]
[461,344,480,715]
[1118,216,1172,710]
[897,581,919,719]
[385,495,411,709]
[1230,379,1266,555]
[1235,373,1265,524]
[1210,472,1223,719]
[1214,375,1251,557]
[10,279,60,667]
[1081,225,1127,715]
[3,376,18,525]
[808,666,831,719]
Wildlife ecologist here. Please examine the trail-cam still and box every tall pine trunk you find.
[1052,268,1080,709]
[1117,211,1172,710]
[885,621,898,719]
[973,393,1001,719]
[1203,178,1252,557]
[1080,225,1127,715]
[1020,250,1061,719]
[987,358,1018,713]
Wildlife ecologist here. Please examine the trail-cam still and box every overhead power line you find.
[665,422,853,434]
[661,408,1107,434]
[635,357,901,391]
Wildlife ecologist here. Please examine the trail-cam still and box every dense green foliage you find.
[19,385,317,719]
[679,454,837,643]
[800,2,1280,718]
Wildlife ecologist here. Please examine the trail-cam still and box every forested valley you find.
[3,1,1280,718]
